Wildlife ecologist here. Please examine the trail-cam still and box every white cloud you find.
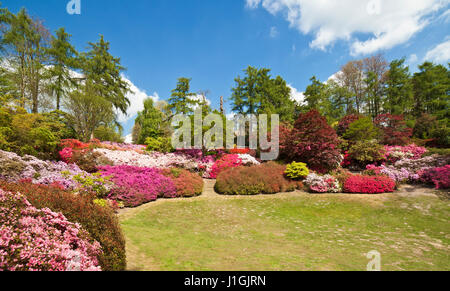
[246,0,448,55]
[270,26,279,38]
[288,84,305,105]
[117,75,159,123]
[424,39,450,64]
[408,53,419,65]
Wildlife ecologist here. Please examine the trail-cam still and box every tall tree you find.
[168,77,197,115]
[336,60,365,114]
[1,8,50,112]
[46,28,78,110]
[384,58,413,116]
[64,83,116,142]
[230,66,294,122]
[363,54,388,118]
[412,62,449,121]
[134,98,165,144]
[81,35,130,115]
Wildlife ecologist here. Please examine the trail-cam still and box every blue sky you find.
[2,0,449,137]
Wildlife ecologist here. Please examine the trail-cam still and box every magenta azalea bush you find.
[209,154,243,179]
[99,165,177,207]
[418,165,450,189]
[0,189,102,271]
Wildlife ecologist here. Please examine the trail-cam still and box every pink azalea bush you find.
[99,165,177,207]
[418,165,450,189]
[0,189,102,271]
[0,150,90,190]
[384,144,427,163]
[366,164,419,183]
[304,173,341,193]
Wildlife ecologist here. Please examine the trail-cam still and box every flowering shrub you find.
[0,189,102,271]
[209,154,243,179]
[215,162,302,195]
[343,175,396,194]
[394,155,450,173]
[162,168,204,197]
[59,139,90,150]
[99,165,177,207]
[285,162,309,180]
[304,173,341,193]
[0,150,92,190]
[365,164,419,183]
[0,180,126,271]
[384,144,427,163]
[280,110,342,172]
[59,147,73,163]
[418,166,450,189]
[374,114,413,145]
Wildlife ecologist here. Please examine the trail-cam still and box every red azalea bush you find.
[374,114,413,145]
[418,165,450,189]
[0,181,125,271]
[99,165,177,207]
[209,154,243,179]
[337,114,362,136]
[162,168,204,197]
[215,162,303,195]
[343,175,396,194]
[0,189,102,271]
[280,110,342,173]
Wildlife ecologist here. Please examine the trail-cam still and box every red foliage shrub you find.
[215,162,303,195]
[0,180,126,271]
[418,165,450,189]
[280,110,342,172]
[337,114,362,136]
[343,175,396,194]
[374,114,413,145]
[162,168,204,197]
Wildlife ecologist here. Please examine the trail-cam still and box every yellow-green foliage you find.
[285,162,309,180]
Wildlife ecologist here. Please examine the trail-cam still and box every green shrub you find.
[0,180,126,271]
[215,162,303,195]
[285,162,309,180]
[424,148,450,157]
[348,140,385,167]
[145,136,173,153]
[343,117,380,142]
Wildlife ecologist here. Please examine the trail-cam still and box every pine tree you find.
[168,77,197,115]
[46,28,78,110]
[385,59,413,116]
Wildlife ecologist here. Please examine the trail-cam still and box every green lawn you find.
[120,192,450,271]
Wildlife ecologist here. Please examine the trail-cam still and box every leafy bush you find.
[343,175,396,194]
[162,168,204,197]
[280,110,342,172]
[215,162,302,195]
[210,154,243,179]
[343,117,380,142]
[337,114,362,136]
[413,114,438,139]
[304,173,341,193]
[374,114,413,145]
[285,162,309,180]
[0,189,102,271]
[99,165,177,207]
[145,136,173,153]
[0,181,126,271]
[348,140,385,167]
[418,166,450,189]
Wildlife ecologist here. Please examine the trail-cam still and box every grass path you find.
[119,180,450,271]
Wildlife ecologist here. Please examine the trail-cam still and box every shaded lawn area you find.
[120,192,450,271]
